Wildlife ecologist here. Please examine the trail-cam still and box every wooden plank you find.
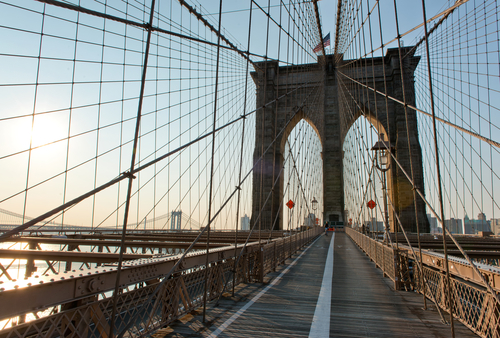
[155,233,478,337]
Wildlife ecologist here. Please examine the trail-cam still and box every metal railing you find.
[345,227,401,288]
[345,227,500,338]
[414,262,500,337]
[0,227,322,337]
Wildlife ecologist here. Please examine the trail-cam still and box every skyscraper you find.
[241,214,250,230]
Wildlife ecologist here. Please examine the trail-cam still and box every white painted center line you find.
[207,235,322,338]
[308,233,335,338]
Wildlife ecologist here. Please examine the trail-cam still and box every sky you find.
[0,0,498,232]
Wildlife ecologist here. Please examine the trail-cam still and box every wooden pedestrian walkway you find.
[154,232,477,337]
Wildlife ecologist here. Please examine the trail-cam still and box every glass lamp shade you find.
[379,152,388,166]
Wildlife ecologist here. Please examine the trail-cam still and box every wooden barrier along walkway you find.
[153,232,477,337]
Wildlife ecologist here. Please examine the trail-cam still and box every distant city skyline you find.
[427,213,500,236]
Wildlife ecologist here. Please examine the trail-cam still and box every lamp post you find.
[371,133,393,242]
[311,197,318,227]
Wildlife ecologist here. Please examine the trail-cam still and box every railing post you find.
[289,234,291,255]
[25,242,37,278]
[394,248,401,290]
[382,245,387,277]
[370,239,374,261]
[273,241,277,271]
[440,271,448,311]
[259,244,264,284]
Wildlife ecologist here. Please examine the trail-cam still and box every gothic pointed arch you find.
[251,47,429,233]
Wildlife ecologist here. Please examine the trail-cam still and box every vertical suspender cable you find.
[203,0,224,323]
[23,4,46,228]
[62,5,80,229]
[420,0,455,335]
[233,0,254,297]
[375,0,394,235]
[259,0,272,243]
[109,0,156,336]
[392,0,424,294]
[269,0,282,238]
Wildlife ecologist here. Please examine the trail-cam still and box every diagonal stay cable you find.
[336,71,500,149]
[383,194,448,324]
[343,54,500,317]
[251,0,315,59]
[440,226,500,305]
[214,133,296,306]
[337,0,470,68]
[203,0,224,323]
[117,84,321,336]
[230,85,323,269]
[337,62,456,246]
[285,138,313,217]
[34,0,288,67]
[108,0,157,335]
[0,81,310,242]
[232,0,254,296]
[211,85,324,303]
[177,0,254,66]
[403,0,468,60]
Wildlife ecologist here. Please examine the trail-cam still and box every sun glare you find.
[30,114,66,149]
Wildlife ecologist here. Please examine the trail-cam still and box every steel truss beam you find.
[0,241,260,320]
[0,249,152,264]
[7,237,223,249]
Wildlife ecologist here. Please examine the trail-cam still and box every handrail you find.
[345,227,500,338]
[0,227,323,336]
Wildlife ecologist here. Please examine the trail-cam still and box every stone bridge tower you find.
[250,47,429,234]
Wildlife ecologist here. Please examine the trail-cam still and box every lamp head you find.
[371,133,393,171]
[311,197,318,211]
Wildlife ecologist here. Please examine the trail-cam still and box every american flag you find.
[313,33,330,53]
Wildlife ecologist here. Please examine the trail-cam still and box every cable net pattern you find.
[1,0,500,336]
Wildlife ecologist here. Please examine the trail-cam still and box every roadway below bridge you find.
[154,232,477,338]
